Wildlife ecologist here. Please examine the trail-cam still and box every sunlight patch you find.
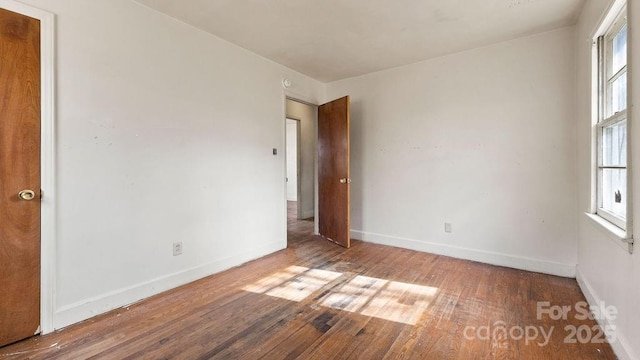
[319,275,388,313]
[320,276,438,325]
[358,280,438,325]
[242,265,308,294]
[243,266,342,302]
[243,267,439,325]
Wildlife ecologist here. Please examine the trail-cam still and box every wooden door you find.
[318,96,350,248]
[0,7,41,347]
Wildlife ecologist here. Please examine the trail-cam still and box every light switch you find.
[273,148,278,155]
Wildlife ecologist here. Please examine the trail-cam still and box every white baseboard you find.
[576,267,635,360]
[351,230,576,278]
[53,241,285,330]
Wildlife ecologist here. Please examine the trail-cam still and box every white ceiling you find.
[135,0,585,82]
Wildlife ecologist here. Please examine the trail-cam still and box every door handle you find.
[18,190,36,201]
[339,178,351,184]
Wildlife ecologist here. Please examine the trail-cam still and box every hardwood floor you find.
[0,201,616,359]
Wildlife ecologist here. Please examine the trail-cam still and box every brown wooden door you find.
[318,96,350,248]
[0,7,41,347]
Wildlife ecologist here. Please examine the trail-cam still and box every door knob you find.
[18,190,36,201]
[339,178,351,184]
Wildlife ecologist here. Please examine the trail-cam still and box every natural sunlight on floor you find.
[242,266,439,325]
[242,265,343,302]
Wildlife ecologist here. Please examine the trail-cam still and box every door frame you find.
[0,0,56,334]
[283,93,320,236]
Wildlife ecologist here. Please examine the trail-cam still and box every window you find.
[595,6,628,230]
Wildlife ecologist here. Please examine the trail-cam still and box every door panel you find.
[0,7,41,346]
[318,96,350,248]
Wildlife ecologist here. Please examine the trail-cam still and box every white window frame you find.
[590,0,633,253]
[596,7,628,229]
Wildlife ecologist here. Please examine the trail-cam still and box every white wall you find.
[16,0,323,330]
[575,1,640,359]
[286,119,298,201]
[326,27,578,277]
[286,100,316,219]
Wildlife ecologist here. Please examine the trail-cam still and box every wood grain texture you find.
[0,202,616,359]
[318,96,350,248]
[0,7,41,347]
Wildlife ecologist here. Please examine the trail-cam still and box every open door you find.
[318,96,350,248]
[0,8,42,346]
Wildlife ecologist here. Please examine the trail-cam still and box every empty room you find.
[0,0,638,359]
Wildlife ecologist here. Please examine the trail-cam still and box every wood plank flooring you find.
[0,202,616,359]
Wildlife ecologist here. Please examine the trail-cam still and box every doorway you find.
[285,99,317,246]
[285,99,317,221]
[284,96,351,248]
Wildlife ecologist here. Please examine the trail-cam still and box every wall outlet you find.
[173,242,183,256]
[444,223,452,233]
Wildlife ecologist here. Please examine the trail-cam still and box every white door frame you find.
[0,0,56,334]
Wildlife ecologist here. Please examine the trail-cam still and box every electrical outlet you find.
[444,223,452,233]
[173,242,183,256]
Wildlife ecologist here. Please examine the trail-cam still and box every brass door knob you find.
[18,190,36,201]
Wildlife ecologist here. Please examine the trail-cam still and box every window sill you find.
[584,213,629,251]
